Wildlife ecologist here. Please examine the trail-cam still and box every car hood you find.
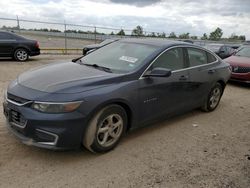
[17,62,121,94]
[224,56,250,67]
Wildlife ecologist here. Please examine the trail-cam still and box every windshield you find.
[80,41,159,73]
[235,47,250,58]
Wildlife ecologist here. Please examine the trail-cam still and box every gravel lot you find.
[20,33,95,49]
[0,55,249,188]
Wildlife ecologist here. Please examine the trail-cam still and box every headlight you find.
[31,101,82,113]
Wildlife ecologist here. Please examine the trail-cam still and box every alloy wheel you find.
[16,49,28,61]
[97,114,123,148]
[209,87,221,109]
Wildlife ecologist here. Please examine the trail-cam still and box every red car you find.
[224,46,250,83]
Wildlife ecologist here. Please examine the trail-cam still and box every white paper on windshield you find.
[119,56,138,63]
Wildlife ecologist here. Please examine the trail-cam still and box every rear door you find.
[185,47,219,107]
[0,32,17,56]
[138,47,191,124]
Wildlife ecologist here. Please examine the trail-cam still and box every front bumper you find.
[3,100,87,150]
[230,72,250,83]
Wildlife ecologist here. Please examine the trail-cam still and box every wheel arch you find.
[87,99,134,132]
[216,79,226,93]
[13,46,31,56]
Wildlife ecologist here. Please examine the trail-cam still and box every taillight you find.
[35,41,39,48]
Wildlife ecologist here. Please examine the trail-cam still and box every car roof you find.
[119,38,195,48]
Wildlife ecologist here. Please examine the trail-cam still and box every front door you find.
[137,47,191,124]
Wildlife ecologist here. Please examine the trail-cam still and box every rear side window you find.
[151,47,185,71]
[187,48,207,67]
[206,52,217,63]
[0,32,16,40]
[0,33,7,40]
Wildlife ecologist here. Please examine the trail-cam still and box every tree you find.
[201,33,208,40]
[110,31,114,35]
[150,32,156,37]
[169,32,177,38]
[239,35,246,41]
[178,32,190,39]
[209,27,223,40]
[131,25,143,36]
[158,32,166,38]
[117,29,125,36]
[190,36,198,40]
[229,33,246,41]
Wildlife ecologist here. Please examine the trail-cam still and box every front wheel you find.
[202,83,223,112]
[83,105,127,153]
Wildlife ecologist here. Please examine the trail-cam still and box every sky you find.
[0,0,249,39]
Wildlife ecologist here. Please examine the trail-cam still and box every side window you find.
[187,48,207,67]
[206,52,217,63]
[5,33,16,39]
[151,48,185,71]
[0,33,15,40]
[0,33,7,40]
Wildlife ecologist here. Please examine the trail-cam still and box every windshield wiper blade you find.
[72,55,84,63]
[83,63,112,73]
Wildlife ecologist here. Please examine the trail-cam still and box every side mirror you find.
[144,67,172,77]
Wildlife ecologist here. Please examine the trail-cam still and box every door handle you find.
[208,69,216,74]
[179,75,188,81]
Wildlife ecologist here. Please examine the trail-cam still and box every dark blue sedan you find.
[3,39,231,153]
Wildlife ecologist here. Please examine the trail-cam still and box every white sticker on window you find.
[119,56,138,63]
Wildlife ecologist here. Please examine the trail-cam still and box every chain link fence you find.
[0,16,244,54]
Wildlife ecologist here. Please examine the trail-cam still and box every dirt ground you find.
[0,55,249,188]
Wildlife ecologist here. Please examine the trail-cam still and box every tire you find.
[83,104,127,153]
[201,83,223,112]
[14,48,29,61]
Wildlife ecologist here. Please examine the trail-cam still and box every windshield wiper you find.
[72,56,84,63]
[83,63,112,73]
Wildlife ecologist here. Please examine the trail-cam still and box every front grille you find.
[9,110,27,128]
[7,93,30,104]
[231,66,250,73]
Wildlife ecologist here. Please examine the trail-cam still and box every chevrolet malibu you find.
[3,39,231,153]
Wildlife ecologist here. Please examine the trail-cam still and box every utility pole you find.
[16,15,20,33]
[94,26,97,44]
[64,20,67,54]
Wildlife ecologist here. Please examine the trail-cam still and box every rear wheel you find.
[14,48,29,61]
[202,83,223,112]
[83,105,127,153]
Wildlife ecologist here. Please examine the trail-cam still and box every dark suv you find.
[0,31,40,61]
